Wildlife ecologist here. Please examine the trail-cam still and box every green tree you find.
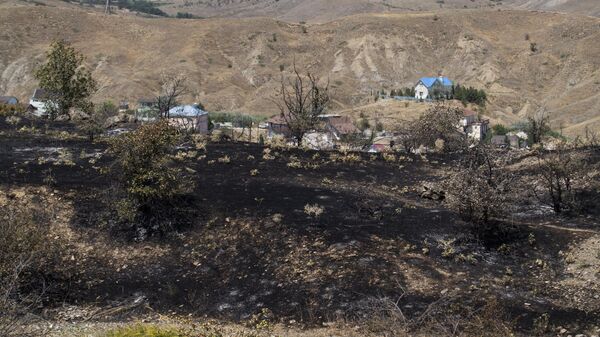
[492,124,509,135]
[34,40,97,120]
[109,120,195,235]
[527,110,551,144]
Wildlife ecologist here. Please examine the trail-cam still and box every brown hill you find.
[0,2,599,135]
[161,0,600,21]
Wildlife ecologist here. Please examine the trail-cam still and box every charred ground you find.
[1,119,599,336]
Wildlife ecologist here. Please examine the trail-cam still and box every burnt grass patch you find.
[1,125,599,335]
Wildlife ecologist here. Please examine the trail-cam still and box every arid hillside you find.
[160,0,600,21]
[1,2,599,135]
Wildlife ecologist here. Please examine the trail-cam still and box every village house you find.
[0,96,18,105]
[28,88,53,117]
[267,114,291,138]
[414,74,453,100]
[491,135,508,148]
[369,136,395,153]
[136,98,158,121]
[491,133,528,149]
[460,109,489,142]
[167,104,209,134]
[322,115,360,141]
[302,132,335,150]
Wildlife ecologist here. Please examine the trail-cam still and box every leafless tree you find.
[157,74,188,118]
[527,109,551,145]
[533,143,585,214]
[273,63,330,145]
[444,144,515,225]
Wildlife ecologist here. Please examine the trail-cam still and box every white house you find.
[168,104,209,134]
[414,75,453,100]
[29,88,53,117]
[460,109,489,142]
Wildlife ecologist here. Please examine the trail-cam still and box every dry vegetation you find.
[1,112,599,336]
[1,1,600,136]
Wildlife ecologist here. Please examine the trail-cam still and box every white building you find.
[168,104,209,134]
[460,109,489,142]
[414,75,453,100]
[29,88,54,117]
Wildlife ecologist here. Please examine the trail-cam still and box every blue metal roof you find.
[168,104,207,117]
[418,77,453,87]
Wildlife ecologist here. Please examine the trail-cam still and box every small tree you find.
[156,73,187,118]
[408,105,467,152]
[34,40,96,120]
[533,143,584,214]
[444,145,515,227]
[274,63,330,145]
[78,101,117,141]
[527,109,551,145]
[0,195,57,337]
[109,120,195,234]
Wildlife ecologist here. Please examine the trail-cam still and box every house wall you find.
[168,114,209,134]
[268,123,290,138]
[29,99,49,117]
[414,84,429,99]
[461,115,476,127]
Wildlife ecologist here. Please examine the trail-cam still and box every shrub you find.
[0,193,58,337]
[533,143,586,214]
[108,120,196,236]
[304,203,324,217]
[117,0,168,16]
[530,42,538,52]
[491,124,509,136]
[0,103,27,117]
[444,145,515,239]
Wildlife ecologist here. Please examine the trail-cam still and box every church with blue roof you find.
[414,74,453,100]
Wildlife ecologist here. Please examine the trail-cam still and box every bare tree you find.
[527,109,551,145]
[274,63,330,145]
[533,143,585,214]
[157,74,188,118]
[444,144,515,226]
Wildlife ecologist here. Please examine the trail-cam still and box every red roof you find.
[328,116,359,135]
[463,109,477,117]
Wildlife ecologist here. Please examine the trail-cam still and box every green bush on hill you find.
[453,84,487,106]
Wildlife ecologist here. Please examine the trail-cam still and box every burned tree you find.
[274,64,330,145]
[408,105,467,152]
[527,109,551,145]
[444,145,515,226]
[533,143,585,214]
[156,73,187,118]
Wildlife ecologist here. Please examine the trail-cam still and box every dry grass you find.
[0,3,599,136]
